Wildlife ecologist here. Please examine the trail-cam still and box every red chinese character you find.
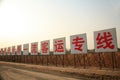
[31,44,37,53]
[96,32,114,49]
[54,40,64,52]
[72,36,85,51]
[41,42,48,53]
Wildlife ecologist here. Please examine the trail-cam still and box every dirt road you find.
[0,66,80,80]
[0,61,120,80]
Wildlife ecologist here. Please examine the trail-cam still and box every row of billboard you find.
[0,28,118,56]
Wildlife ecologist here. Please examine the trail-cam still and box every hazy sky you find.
[0,0,120,50]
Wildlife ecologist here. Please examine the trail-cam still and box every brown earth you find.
[0,66,80,80]
[0,61,120,80]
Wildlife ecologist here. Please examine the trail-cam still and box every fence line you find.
[0,51,120,70]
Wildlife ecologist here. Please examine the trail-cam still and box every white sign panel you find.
[70,33,87,54]
[3,48,7,55]
[23,44,29,55]
[31,42,38,55]
[0,48,3,55]
[94,28,118,52]
[0,49,1,56]
[53,37,66,55]
[41,40,50,55]
[11,46,15,55]
[17,45,22,55]
[7,47,11,55]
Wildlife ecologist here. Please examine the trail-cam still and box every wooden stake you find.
[114,52,117,69]
[74,54,76,68]
[112,52,115,70]
[63,55,64,67]
[47,55,48,66]
[42,55,44,65]
[98,53,102,70]
[56,55,57,67]
[36,55,37,64]
[83,54,86,69]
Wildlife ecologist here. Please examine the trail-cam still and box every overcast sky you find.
[0,0,120,50]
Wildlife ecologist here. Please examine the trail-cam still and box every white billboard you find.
[3,48,7,55]
[94,28,118,52]
[70,33,87,54]
[53,37,66,55]
[11,46,15,55]
[7,47,11,55]
[23,44,29,55]
[41,40,50,55]
[31,42,38,55]
[17,45,22,55]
